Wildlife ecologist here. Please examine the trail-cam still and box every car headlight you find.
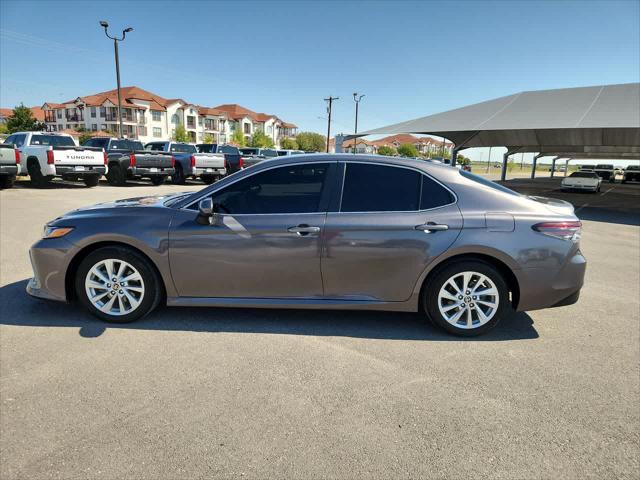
[43,226,74,239]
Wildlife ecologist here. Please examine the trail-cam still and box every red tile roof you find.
[0,106,45,121]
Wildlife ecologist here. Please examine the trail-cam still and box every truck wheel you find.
[150,176,165,186]
[83,175,100,187]
[27,160,52,188]
[201,175,216,184]
[0,175,15,189]
[106,164,126,186]
[423,260,510,337]
[172,165,186,185]
[74,246,162,323]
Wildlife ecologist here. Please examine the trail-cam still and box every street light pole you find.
[324,96,339,153]
[352,93,365,154]
[100,21,133,139]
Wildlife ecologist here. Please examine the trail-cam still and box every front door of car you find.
[321,162,463,302]
[169,162,335,298]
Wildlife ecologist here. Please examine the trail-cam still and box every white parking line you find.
[600,186,615,196]
[575,203,589,214]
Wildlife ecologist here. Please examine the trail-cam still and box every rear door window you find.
[341,163,421,212]
[29,135,74,147]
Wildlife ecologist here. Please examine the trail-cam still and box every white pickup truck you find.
[144,141,226,184]
[0,142,21,189]
[7,132,106,187]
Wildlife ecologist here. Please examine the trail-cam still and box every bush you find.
[6,104,44,133]
[203,133,214,144]
[230,129,247,147]
[250,130,274,148]
[280,138,298,150]
[377,145,396,156]
[173,125,189,142]
[296,132,326,152]
[397,143,418,158]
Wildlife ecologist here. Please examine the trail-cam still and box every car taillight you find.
[14,149,20,164]
[532,221,582,241]
[103,150,108,165]
[129,153,136,167]
[190,155,196,168]
[171,156,175,167]
[46,150,54,165]
[238,156,244,169]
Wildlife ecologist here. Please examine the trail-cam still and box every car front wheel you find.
[75,246,162,323]
[423,260,510,336]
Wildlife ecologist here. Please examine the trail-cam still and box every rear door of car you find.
[321,161,463,302]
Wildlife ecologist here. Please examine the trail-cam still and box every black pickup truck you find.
[83,137,175,186]
[622,165,640,183]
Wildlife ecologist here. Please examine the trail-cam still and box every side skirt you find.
[167,296,417,312]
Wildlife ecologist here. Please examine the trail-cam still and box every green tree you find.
[0,123,8,135]
[173,125,190,142]
[296,131,326,152]
[397,143,418,158]
[280,137,298,150]
[230,129,247,147]
[203,133,214,144]
[5,104,44,133]
[377,145,396,156]
[457,154,471,166]
[250,130,274,148]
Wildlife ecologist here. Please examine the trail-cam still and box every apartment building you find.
[40,86,297,146]
[340,134,454,155]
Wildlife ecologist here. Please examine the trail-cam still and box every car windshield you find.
[220,145,239,154]
[262,149,278,157]
[459,169,520,196]
[110,140,140,150]
[626,165,639,170]
[170,144,197,154]
[240,148,258,155]
[196,144,213,153]
[595,164,614,169]
[29,135,75,147]
[569,172,597,178]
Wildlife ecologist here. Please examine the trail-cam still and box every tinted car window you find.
[420,175,455,209]
[459,169,520,196]
[196,144,213,153]
[569,172,598,178]
[341,163,421,212]
[146,143,164,151]
[11,134,26,147]
[219,145,239,154]
[85,138,108,149]
[170,143,197,154]
[205,163,330,214]
[240,148,258,155]
[29,135,75,147]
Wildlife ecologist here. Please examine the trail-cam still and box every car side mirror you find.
[197,198,220,225]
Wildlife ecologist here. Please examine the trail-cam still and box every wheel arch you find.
[65,241,167,302]
[418,252,520,310]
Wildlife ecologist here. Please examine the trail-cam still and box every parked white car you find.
[5,132,106,187]
[561,171,602,192]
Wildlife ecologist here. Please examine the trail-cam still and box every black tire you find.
[28,159,52,187]
[172,165,185,185]
[150,176,165,186]
[106,163,126,186]
[423,260,510,337]
[83,175,100,187]
[201,175,216,185]
[0,175,15,189]
[75,246,162,323]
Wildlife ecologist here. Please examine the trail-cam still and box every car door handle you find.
[287,225,321,236]
[415,223,449,233]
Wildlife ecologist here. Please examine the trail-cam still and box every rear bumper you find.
[516,250,586,311]
[130,166,175,177]
[54,165,106,177]
[0,165,18,176]
[192,167,227,177]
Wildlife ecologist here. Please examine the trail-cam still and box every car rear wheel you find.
[75,247,162,323]
[201,175,217,184]
[150,176,165,186]
[106,164,126,186]
[423,260,509,336]
[172,165,185,185]
[83,175,100,187]
[0,175,15,189]
[28,160,52,187]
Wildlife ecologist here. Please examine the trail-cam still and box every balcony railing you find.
[66,114,83,122]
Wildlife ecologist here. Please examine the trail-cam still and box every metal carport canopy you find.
[350,83,640,180]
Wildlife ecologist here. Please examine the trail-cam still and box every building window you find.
[243,123,251,135]
[187,116,196,128]
[153,127,162,138]
[198,117,203,126]
[152,110,162,121]
[171,114,179,124]
[90,107,96,118]
[91,124,97,131]
[101,125,108,131]
[100,107,106,118]
[138,126,147,136]
[57,110,62,119]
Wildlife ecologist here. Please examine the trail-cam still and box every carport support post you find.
[550,156,561,178]
[531,153,543,179]
[451,147,459,167]
[565,159,571,177]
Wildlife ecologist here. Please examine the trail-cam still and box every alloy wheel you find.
[437,271,500,329]
[84,259,145,316]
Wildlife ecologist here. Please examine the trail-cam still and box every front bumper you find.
[561,184,598,191]
[130,166,175,177]
[26,237,77,302]
[0,165,18,176]
[516,250,586,311]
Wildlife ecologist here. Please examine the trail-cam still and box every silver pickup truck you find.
[145,141,226,184]
[0,143,21,189]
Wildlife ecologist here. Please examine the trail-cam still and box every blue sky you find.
[1,0,639,164]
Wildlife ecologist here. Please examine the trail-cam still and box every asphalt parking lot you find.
[1,176,638,479]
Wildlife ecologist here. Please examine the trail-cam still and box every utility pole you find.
[352,93,365,154]
[100,21,133,138]
[324,96,339,153]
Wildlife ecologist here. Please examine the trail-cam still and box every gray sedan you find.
[27,154,586,336]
